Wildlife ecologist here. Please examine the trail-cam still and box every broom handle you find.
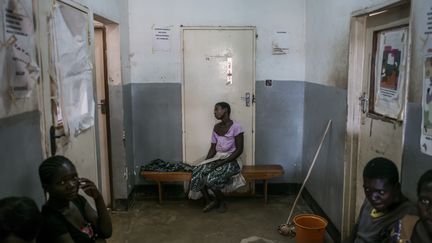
[286,120,332,224]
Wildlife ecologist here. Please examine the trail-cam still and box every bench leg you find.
[264,180,268,204]
[250,180,255,195]
[157,181,162,204]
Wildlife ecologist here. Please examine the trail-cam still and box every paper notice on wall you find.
[272,30,289,55]
[1,0,39,99]
[373,28,408,119]
[421,54,432,156]
[51,3,94,136]
[152,26,171,53]
[425,5,432,35]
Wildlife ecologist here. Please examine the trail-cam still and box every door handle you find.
[359,92,369,114]
[240,92,251,107]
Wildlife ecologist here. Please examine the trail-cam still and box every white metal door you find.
[183,27,255,165]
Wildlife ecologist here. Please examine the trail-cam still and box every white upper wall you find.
[35,0,130,86]
[305,0,389,88]
[128,0,305,83]
[409,0,432,103]
[84,0,131,84]
[79,0,123,22]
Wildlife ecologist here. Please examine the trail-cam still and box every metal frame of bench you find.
[140,164,284,204]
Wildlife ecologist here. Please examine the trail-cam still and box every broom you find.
[278,120,332,237]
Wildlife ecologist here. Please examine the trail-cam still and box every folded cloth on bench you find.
[142,159,193,172]
[188,152,246,200]
[141,153,246,200]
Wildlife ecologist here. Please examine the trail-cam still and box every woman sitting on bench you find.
[189,102,246,213]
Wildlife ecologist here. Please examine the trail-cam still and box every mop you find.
[277,120,332,237]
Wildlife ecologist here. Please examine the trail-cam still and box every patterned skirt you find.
[190,160,240,192]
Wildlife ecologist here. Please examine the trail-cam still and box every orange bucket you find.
[293,214,328,243]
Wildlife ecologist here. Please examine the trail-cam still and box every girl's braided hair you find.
[417,169,432,195]
[39,155,75,186]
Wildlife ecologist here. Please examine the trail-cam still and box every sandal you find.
[203,200,219,212]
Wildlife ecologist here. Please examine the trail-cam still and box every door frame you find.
[181,26,257,165]
[39,0,93,158]
[93,23,114,207]
[343,0,412,239]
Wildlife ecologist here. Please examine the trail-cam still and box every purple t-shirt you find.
[211,122,244,153]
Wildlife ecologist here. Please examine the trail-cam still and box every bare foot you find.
[203,200,219,212]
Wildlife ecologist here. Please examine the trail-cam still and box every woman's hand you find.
[214,160,226,168]
[80,179,112,238]
[79,178,101,200]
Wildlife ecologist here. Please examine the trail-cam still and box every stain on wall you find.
[303,82,347,231]
[0,111,44,205]
[255,80,305,182]
[401,103,432,201]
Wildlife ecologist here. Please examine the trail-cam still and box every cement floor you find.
[108,195,333,243]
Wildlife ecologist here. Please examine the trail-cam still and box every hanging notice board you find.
[370,26,408,120]
[0,0,39,118]
[50,1,94,136]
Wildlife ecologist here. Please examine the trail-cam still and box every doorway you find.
[94,21,112,207]
[182,27,256,165]
[344,1,411,238]
[41,0,125,209]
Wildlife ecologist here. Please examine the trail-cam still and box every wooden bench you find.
[140,164,284,204]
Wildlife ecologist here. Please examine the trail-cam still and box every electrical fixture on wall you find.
[265,79,272,86]
[368,9,388,16]
[227,57,233,85]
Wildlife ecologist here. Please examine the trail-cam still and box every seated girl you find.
[0,196,42,243]
[349,157,415,242]
[189,102,246,212]
[391,170,432,242]
[37,156,112,243]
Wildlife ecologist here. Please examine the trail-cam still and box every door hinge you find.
[49,125,66,156]
[97,99,107,114]
[123,166,128,180]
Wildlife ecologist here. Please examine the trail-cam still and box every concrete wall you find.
[408,0,432,103]
[255,81,304,183]
[305,0,389,88]
[401,104,432,201]
[129,83,183,184]
[128,0,305,84]
[0,111,44,205]
[400,0,432,201]
[123,84,135,195]
[302,83,347,231]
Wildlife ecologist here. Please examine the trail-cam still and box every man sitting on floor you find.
[348,157,416,243]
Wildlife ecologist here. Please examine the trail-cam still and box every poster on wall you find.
[1,0,39,99]
[373,27,408,119]
[272,30,289,55]
[421,54,432,156]
[424,5,432,35]
[51,3,94,136]
[152,26,172,53]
